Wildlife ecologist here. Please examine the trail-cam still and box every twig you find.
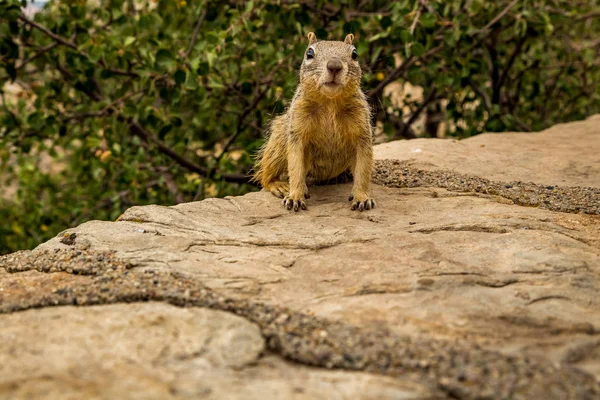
[508,60,540,112]
[70,180,159,226]
[215,86,269,162]
[184,7,207,58]
[467,79,492,115]
[345,10,392,18]
[192,177,206,201]
[54,61,252,185]
[215,62,286,162]
[21,14,251,185]
[1,92,20,127]
[368,57,415,99]
[163,171,185,203]
[55,62,104,101]
[367,46,442,98]
[575,10,600,21]
[18,14,139,78]
[397,87,438,138]
[16,42,58,70]
[126,118,251,184]
[477,0,519,33]
[495,34,527,101]
[62,110,108,121]
[540,67,567,124]
[386,112,416,139]
[18,15,78,49]
[410,10,422,35]
[418,0,440,17]
[62,90,145,121]
[511,114,531,131]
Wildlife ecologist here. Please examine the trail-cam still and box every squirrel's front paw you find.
[283,195,307,212]
[348,194,376,211]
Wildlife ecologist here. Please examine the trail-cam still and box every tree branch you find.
[495,33,527,103]
[215,85,269,162]
[396,87,438,139]
[477,0,519,33]
[16,42,57,70]
[55,61,104,101]
[62,90,145,121]
[486,30,501,104]
[410,10,421,35]
[386,112,417,140]
[540,66,566,124]
[184,7,207,58]
[17,15,78,49]
[575,10,600,21]
[215,61,286,162]
[511,113,531,132]
[18,14,139,78]
[508,60,540,112]
[367,45,442,99]
[467,78,492,115]
[70,180,160,227]
[125,117,252,185]
[53,61,252,185]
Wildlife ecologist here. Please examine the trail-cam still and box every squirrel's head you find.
[300,32,361,99]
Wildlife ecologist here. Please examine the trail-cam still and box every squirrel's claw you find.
[283,196,307,212]
[350,198,376,211]
[265,181,290,199]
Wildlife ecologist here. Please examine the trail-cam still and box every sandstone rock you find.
[374,114,600,187]
[0,302,431,400]
[1,117,599,399]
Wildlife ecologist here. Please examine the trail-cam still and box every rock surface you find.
[1,116,599,399]
[374,114,600,187]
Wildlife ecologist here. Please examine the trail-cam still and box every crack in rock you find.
[1,249,598,400]
[409,224,510,234]
[374,160,600,215]
[497,315,597,336]
[473,279,520,288]
[527,295,572,306]
[182,237,377,252]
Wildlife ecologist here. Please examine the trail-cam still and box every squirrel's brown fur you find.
[253,32,375,211]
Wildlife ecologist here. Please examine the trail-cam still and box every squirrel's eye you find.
[352,49,358,60]
[306,48,315,59]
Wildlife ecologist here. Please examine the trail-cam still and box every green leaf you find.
[170,116,183,127]
[158,124,172,139]
[399,29,412,43]
[206,51,217,68]
[411,42,425,57]
[196,61,209,75]
[174,69,187,85]
[368,29,391,42]
[208,76,224,89]
[420,13,437,28]
[184,72,198,90]
[124,36,136,47]
[156,48,175,68]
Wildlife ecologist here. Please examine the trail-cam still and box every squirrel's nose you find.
[327,58,343,74]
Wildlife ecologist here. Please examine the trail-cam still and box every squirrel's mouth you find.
[323,81,342,89]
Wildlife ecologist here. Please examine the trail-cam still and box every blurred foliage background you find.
[0,0,599,254]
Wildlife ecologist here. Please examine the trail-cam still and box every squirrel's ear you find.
[344,33,354,44]
[307,32,317,45]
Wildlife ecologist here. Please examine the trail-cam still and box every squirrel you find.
[253,32,375,212]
